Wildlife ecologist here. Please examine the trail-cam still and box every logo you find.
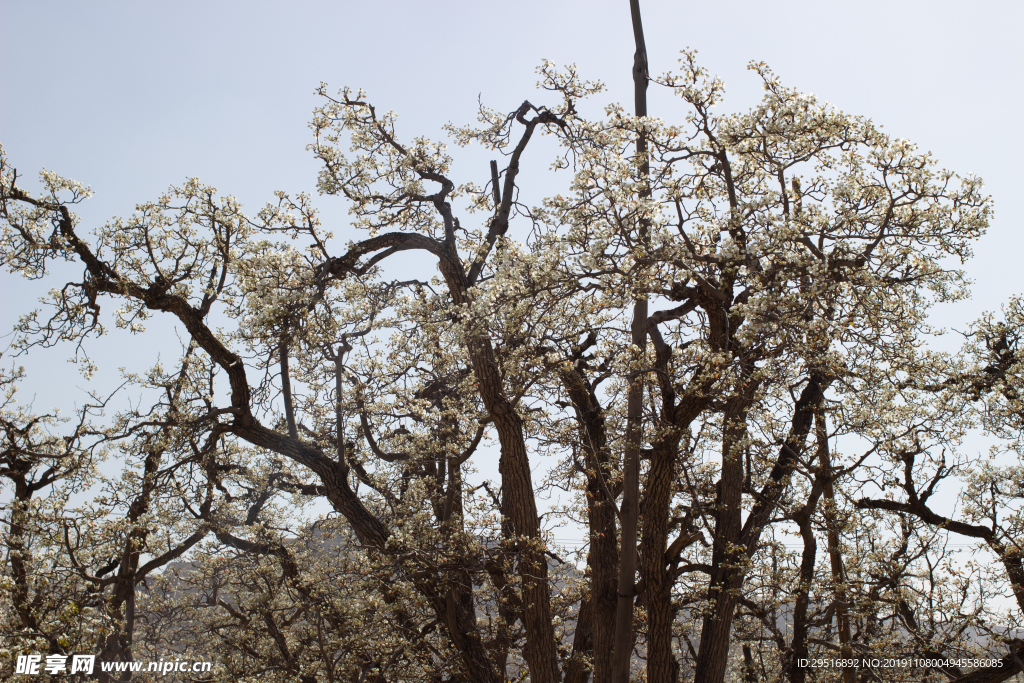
[13,654,211,677]
[15,655,95,675]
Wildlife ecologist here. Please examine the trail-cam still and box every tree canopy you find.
[2,4,1023,683]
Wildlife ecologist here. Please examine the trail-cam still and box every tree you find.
[2,2,1017,682]
[0,350,222,681]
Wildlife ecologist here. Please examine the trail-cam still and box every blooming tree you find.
[2,3,1019,683]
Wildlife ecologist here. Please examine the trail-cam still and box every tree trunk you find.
[611,1,651,679]
[436,245,560,683]
[642,441,681,683]
[696,375,825,683]
[561,364,619,683]
[693,406,746,683]
[817,411,855,683]
[786,513,816,683]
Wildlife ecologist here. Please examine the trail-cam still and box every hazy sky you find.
[2,0,1022,403]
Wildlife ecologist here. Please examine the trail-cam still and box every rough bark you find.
[693,403,748,683]
[641,441,681,683]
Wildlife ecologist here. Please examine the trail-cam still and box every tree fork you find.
[695,375,826,683]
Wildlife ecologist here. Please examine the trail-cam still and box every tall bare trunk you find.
[611,2,651,680]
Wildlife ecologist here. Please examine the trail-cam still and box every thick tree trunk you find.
[589,476,620,683]
[693,406,747,683]
[436,246,560,683]
[641,323,715,683]
[492,409,561,683]
[566,595,594,683]
[642,442,681,683]
[8,476,41,638]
